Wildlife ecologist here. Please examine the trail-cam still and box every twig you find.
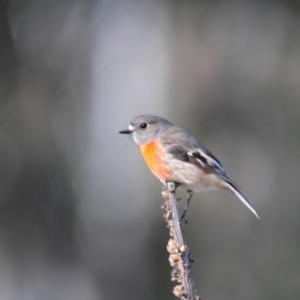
[162,182,201,300]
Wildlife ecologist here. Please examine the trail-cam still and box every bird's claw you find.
[180,215,188,225]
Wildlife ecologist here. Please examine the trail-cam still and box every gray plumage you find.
[120,114,259,219]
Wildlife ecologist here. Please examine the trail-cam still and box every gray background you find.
[0,0,299,299]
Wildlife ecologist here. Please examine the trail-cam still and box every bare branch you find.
[162,182,201,300]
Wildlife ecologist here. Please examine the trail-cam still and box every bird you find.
[119,114,259,219]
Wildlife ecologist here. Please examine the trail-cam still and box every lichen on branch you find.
[161,182,201,300]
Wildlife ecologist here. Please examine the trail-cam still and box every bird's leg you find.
[181,190,193,224]
[163,181,178,193]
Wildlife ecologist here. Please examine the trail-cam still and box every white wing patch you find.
[187,149,225,175]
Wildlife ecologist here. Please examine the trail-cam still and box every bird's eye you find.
[140,123,148,129]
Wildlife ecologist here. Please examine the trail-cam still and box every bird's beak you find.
[119,124,134,134]
[119,129,132,134]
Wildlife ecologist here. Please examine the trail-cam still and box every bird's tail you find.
[224,180,260,219]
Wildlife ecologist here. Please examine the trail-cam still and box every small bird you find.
[119,114,259,219]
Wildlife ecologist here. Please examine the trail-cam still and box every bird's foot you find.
[180,215,188,225]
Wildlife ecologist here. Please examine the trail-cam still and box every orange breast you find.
[140,140,170,182]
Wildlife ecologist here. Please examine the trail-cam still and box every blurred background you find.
[0,0,300,299]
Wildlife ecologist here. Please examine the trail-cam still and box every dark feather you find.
[168,146,190,162]
[168,146,224,175]
[193,150,225,175]
[191,151,207,164]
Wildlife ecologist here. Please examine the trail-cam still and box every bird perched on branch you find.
[119,114,259,219]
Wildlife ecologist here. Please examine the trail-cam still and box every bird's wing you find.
[168,145,259,218]
[163,127,226,175]
[167,143,226,176]
[187,148,226,176]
